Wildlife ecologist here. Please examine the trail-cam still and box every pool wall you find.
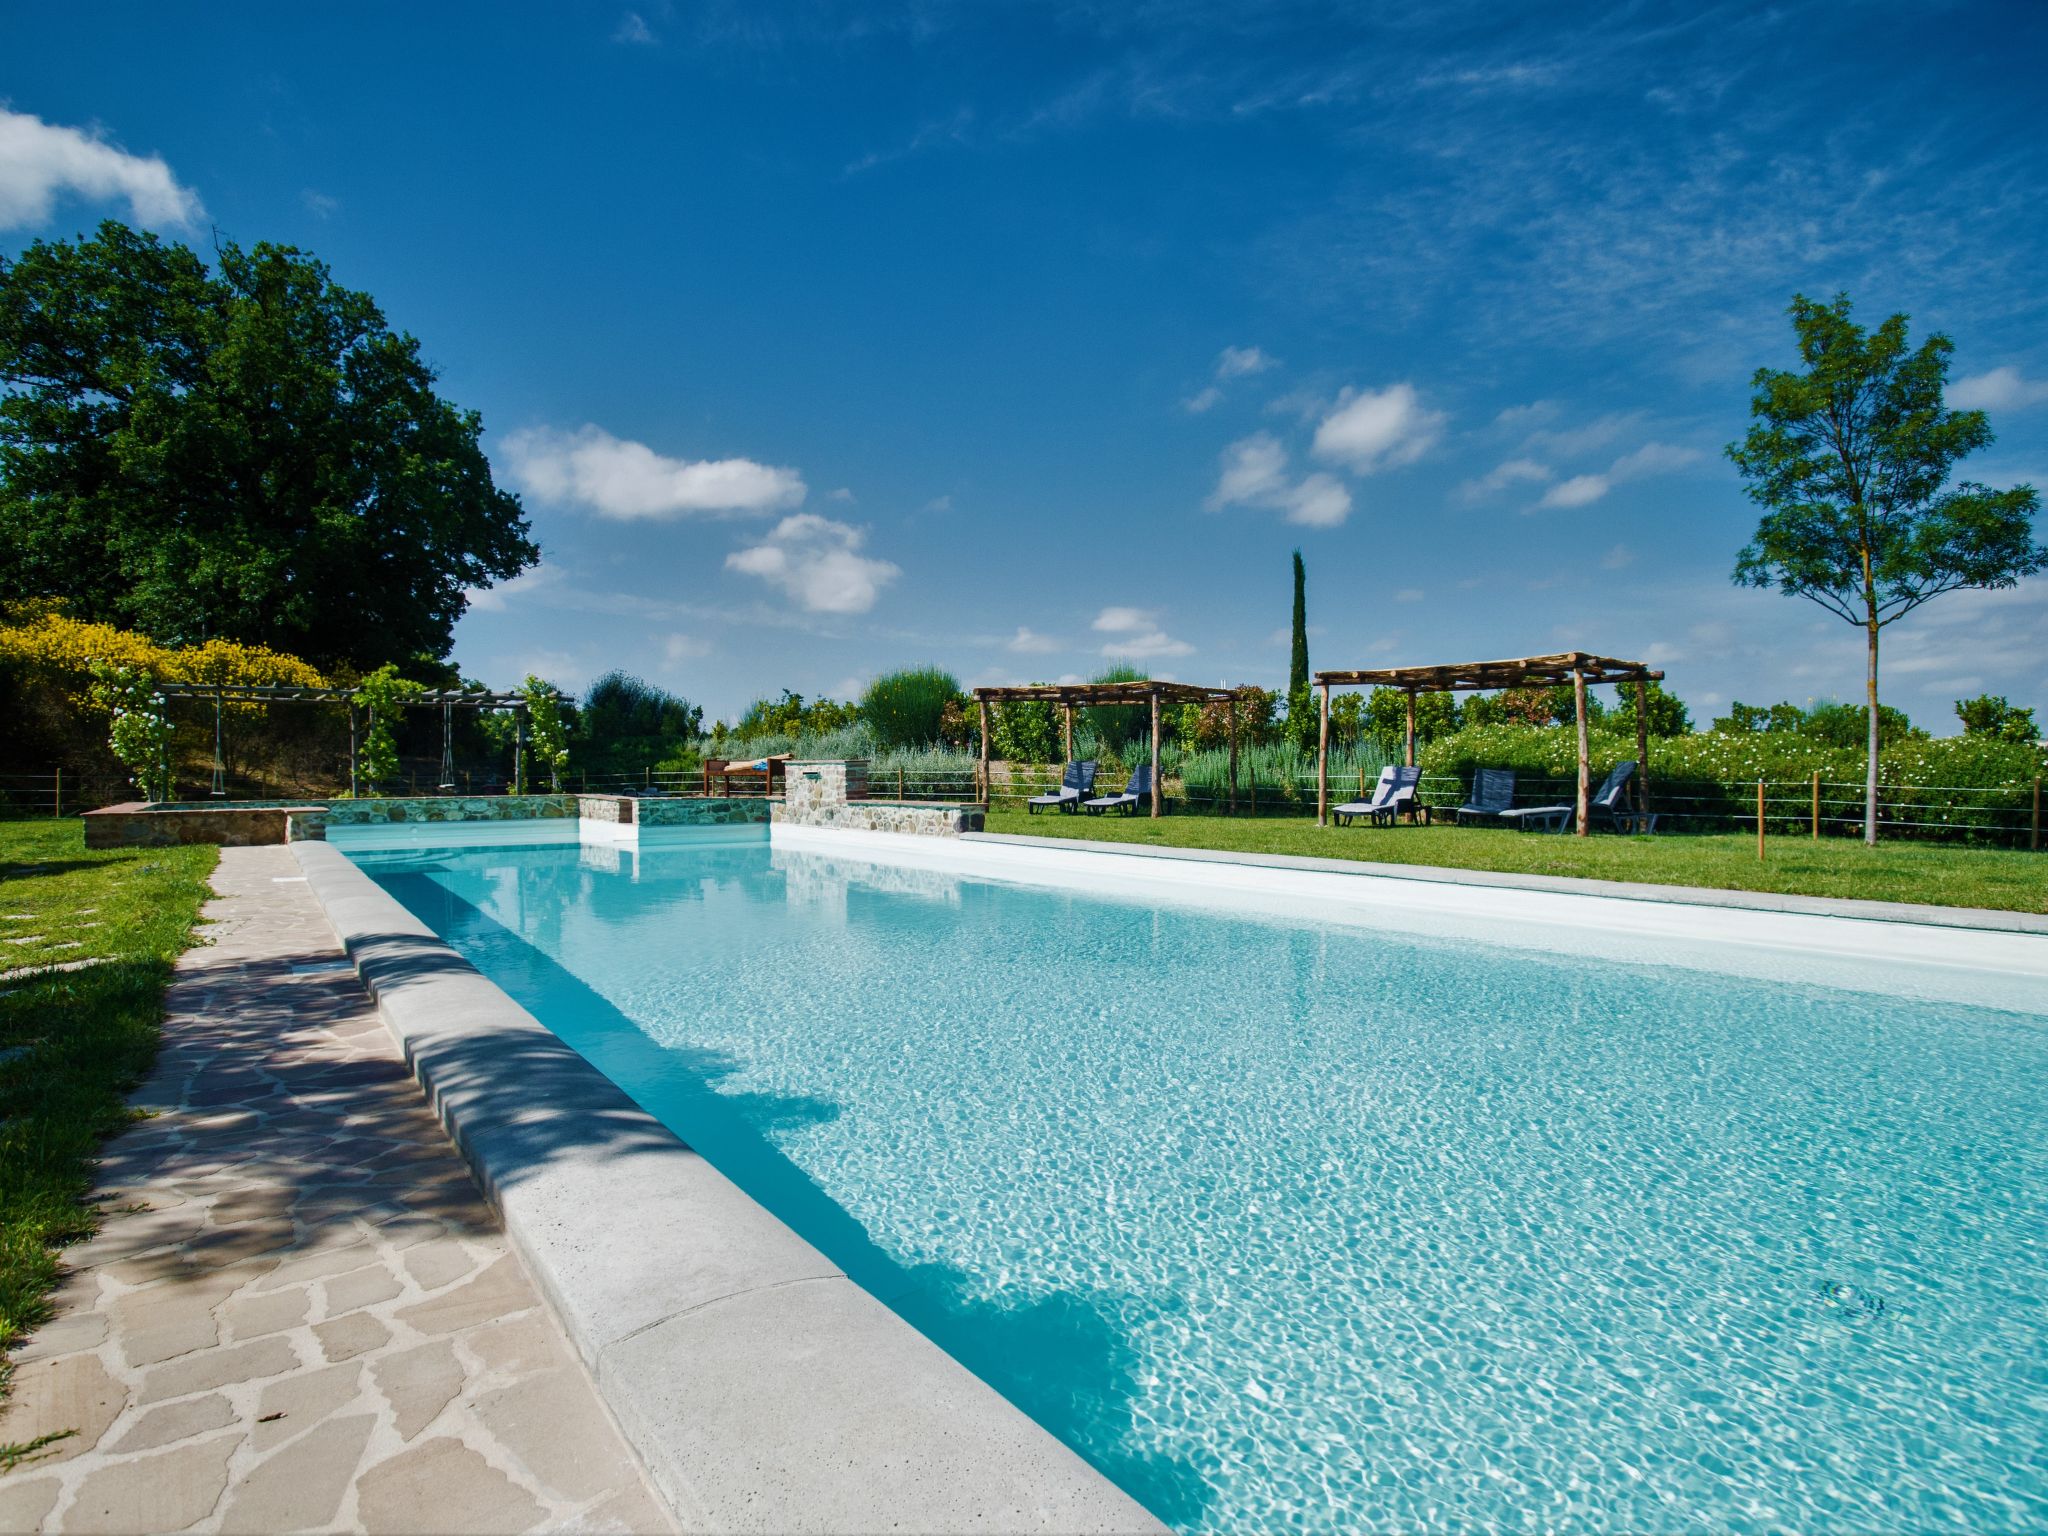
[290,837,1161,1536]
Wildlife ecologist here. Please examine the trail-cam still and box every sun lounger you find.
[1455,768,1516,824]
[1332,765,1420,826]
[1027,760,1098,814]
[1082,762,1153,815]
[1499,761,1638,833]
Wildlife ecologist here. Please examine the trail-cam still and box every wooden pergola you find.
[154,682,551,799]
[1311,652,1664,836]
[970,680,1248,818]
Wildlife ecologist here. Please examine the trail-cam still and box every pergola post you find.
[1634,677,1651,813]
[1227,694,1239,815]
[210,689,227,798]
[1062,701,1075,764]
[1573,667,1591,837]
[1317,681,1331,826]
[978,698,991,808]
[1404,690,1417,767]
[1148,687,1162,818]
[513,708,526,796]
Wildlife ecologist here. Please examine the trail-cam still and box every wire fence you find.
[6,763,2041,847]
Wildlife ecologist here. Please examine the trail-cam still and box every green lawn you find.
[983,810,2047,914]
[0,820,215,1452]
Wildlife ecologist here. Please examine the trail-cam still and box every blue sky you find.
[6,1,2046,728]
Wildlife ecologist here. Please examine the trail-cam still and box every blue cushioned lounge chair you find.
[1332,765,1420,826]
[1083,762,1153,815]
[1027,760,1097,814]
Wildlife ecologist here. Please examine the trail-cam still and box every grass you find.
[983,810,2047,914]
[0,819,215,1439]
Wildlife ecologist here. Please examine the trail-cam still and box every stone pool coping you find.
[289,839,1162,1536]
[968,831,2048,936]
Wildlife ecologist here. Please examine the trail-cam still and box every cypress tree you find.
[1288,549,1310,698]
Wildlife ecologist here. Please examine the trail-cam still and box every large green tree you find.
[0,221,536,672]
[1728,294,2044,844]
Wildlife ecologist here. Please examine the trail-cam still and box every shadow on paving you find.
[352,870,1213,1531]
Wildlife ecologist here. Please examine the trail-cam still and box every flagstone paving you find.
[0,846,674,1534]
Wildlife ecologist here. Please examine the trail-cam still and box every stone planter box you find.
[83,801,328,849]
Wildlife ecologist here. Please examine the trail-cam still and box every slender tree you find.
[1288,549,1310,699]
[1728,294,2044,844]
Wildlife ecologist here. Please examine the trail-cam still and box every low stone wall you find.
[637,795,773,827]
[771,801,984,836]
[292,795,577,840]
[774,761,978,835]
[84,802,327,850]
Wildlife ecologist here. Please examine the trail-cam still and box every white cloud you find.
[1311,383,1446,474]
[1183,386,1224,414]
[1007,626,1061,654]
[613,11,656,44]
[1215,345,1278,380]
[1609,441,1703,478]
[828,486,856,502]
[921,494,953,514]
[1394,587,1425,603]
[502,425,804,519]
[1459,456,1554,500]
[662,633,711,662]
[1520,411,1642,457]
[1205,433,1354,527]
[464,563,560,614]
[1093,606,1154,633]
[1535,440,1702,510]
[1538,473,1613,509]
[725,514,899,614]
[301,189,339,219]
[1093,606,1191,659]
[1104,630,1194,660]
[0,107,204,229]
[1601,543,1636,570]
[1948,366,2048,412]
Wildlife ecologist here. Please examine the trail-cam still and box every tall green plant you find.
[1288,549,1310,699]
[355,664,424,791]
[1084,665,1149,750]
[861,667,960,748]
[1728,293,2045,843]
[520,675,571,790]
[89,661,173,802]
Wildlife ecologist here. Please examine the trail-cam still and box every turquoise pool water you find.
[351,834,2047,1534]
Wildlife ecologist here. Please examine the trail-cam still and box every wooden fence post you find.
[1757,779,1766,862]
[898,766,906,801]
[54,768,62,819]
[1249,768,1257,817]
[2034,777,2041,851]
[1811,770,1820,839]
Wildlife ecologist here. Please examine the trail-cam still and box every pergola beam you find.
[1313,652,1663,691]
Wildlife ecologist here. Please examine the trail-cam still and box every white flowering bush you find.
[88,661,174,802]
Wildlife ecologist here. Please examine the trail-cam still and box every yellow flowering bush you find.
[0,613,326,716]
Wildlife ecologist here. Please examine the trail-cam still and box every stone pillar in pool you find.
[784,759,870,816]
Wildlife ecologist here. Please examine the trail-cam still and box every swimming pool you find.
[346,829,2047,1534]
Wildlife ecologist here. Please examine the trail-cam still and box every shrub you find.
[991,697,1061,763]
[1082,666,1148,751]
[1956,694,2039,743]
[861,668,959,749]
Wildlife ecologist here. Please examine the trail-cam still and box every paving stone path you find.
[0,846,674,1534]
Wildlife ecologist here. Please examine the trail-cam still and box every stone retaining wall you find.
[83,802,328,849]
[771,801,984,836]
